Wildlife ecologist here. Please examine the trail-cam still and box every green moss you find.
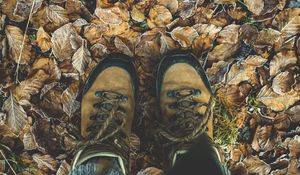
[212,96,239,148]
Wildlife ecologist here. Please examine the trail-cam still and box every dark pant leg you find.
[166,133,229,175]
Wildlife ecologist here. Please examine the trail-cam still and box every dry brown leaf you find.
[138,167,164,175]
[72,39,91,75]
[270,50,298,77]
[83,23,108,45]
[40,82,58,99]
[206,61,229,85]
[2,94,27,134]
[207,43,241,63]
[5,25,32,65]
[32,57,61,81]
[46,5,70,29]
[254,28,281,48]
[225,55,267,86]
[1,0,25,22]
[251,125,279,151]
[15,69,50,103]
[178,0,202,19]
[61,81,80,117]
[91,43,110,58]
[160,34,177,55]
[94,5,129,25]
[131,5,146,22]
[243,155,271,175]
[157,0,178,14]
[215,0,237,4]
[14,0,43,20]
[217,83,252,108]
[56,160,71,175]
[114,37,134,57]
[227,7,248,21]
[257,85,300,111]
[170,26,198,47]
[37,27,52,52]
[147,5,172,29]
[286,105,300,124]
[236,107,251,129]
[51,23,82,61]
[32,153,58,172]
[272,71,295,94]
[23,127,38,151]
[135,28,162,58]
[244,0,265,15]
[193,23,222,39]
[217,24,240,44]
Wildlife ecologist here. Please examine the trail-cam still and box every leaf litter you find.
[0,0,299,174]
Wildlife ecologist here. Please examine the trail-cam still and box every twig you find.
[15,0,36,84]
[0,150,17,175]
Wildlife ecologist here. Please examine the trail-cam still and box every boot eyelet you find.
[95,91,104,97]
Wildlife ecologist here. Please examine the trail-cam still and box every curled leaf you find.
[272,71,295,94]
[46,5,70,29]
[270,50,297,77]
[243,155,271,175]
[61,81,80,117]
[170,26,198,47]
[147,5,172,29]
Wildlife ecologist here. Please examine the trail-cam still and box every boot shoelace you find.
[159,88,211,143]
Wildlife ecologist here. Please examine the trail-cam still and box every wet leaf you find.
[170,26,198,47]
[37,27,52,53]
[2,94,27,134]
[32,153,58,172]
[5,25,32,65]
[72,39,92,75]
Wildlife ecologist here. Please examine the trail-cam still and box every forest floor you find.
[0,0,300,174]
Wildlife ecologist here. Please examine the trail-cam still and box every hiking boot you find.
[72,53,138,175]
[156,52,214,169]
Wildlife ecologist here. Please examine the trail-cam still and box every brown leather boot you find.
[156,52,214,169]
[72,53,138,175]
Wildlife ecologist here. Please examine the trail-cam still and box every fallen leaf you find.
[5,25,32,64]
[40,82,58,99]
[23,127,38,151]
[147,5,172,29]
[2,94,27,134]
[160,34,177,55]
[178,0,202,19]
[15,69,50,104]
[286,105,300,124]
[56,160,71,175]
[135,28,162,58]
[32,153,58,172]
[94,5,129,25]
[270,50,297,77]
[114,37,134,57]
[170,26,198,47]
[257,85,300,111]
[14,0,43,19]
[130,5,146,22]
[83,23,108,45]
[206,61,229,85]
[51,23,82,61]
[61,81,80,117]
[1,0,26,22]
[72,39,91,75]
[36,27,52,52]
[272,71,295,94]
[215,0,237,4]
[243,155,271,175]
[254,28,281,48]
[225,55,267,86]
[217,83,252,108]
[251,125,279,151]
[90,43,110,58]
[45,5,70,29]
[207,43,241,62]
[32,57,61,81]
[157,0,178,14]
